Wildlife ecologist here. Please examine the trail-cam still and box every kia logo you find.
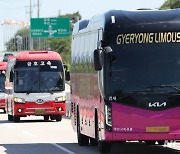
[36,99,44,104]
[149,102,167,108]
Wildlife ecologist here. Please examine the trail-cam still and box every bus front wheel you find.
[145,141,156,145]
[13,116,20,123]
[8,114,13,121]
[77,111,89,146]
[98,141,111,153]
[90,111,98,146]
[50,115,55,120]
[90,137,97,146]
[44,115,49,121]
[55,115,62,122]
[157,140,165,145]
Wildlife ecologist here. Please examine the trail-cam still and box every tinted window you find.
[14,60,64,93]
[105,42,180,95]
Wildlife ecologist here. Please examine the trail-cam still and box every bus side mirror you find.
[63,64,68,70]
[63,64,70,81]
[65,70,70,81]
[94,49,102,71]
[10,71,14,82]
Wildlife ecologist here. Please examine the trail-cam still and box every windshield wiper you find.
[118,84,173,101]
[51,86,64,91]
[26,80,38,95]
[146,84,180,93]
[118,88,153,101]
[41,79,53,94]
[118,84,180,101]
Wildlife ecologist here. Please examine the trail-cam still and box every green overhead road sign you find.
[30,18,70,38]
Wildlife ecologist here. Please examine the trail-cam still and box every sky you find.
[0,0,166,51]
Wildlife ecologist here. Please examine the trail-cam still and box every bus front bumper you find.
[104,130,180,141]
[14,102,66,116]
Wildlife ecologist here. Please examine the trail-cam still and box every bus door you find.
[97,28,106,140]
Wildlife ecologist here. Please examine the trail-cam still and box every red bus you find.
[71,9,180,153]
[0,62,7,113]
[5,50,70,122]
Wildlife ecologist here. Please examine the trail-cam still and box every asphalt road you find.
[0,111,179,154]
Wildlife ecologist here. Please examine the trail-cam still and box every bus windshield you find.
[105,42,180,96]
[14,60,64,93]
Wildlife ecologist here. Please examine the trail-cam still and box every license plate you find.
[35,109,45,115]
[146,126,170,133]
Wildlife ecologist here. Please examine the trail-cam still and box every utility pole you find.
[30,0,32,19]
[25,0,37,50]
[30,0,33,50]
[26,0,41,50]
[58,10,61,17]
[37,0,40,50]
[25,0,34,18]
[37,0,40,18]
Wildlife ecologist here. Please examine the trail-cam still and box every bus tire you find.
[50,115,55,120]
[13,116,20,123]
[8,114,13,121]
[145,141,156,145]
[90,110,98,146]
[157,140,165,145]
[55,115,62,122]
[77,109,89,146]
[90,138,97,146]
[98,141,111,153]
[3,109,6,113]
[44,115,49,121]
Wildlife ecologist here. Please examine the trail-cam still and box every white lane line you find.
[0,146,7,154]
[4,125,15,129]
[51,143,76,154]
[22,131,38,138]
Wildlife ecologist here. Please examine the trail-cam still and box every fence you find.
[1,20,49,52]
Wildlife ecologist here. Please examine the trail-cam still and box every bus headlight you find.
[14,97,25,104]
[55,96,66,103]
[105,105,112,127]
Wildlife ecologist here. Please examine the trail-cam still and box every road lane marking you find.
[0,146,6,154]
[4,125,15,129]
[22,131,38,138]
[51,143,76,154]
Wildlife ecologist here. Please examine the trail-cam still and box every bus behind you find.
[5,50,69,122]
[0,62,7,113]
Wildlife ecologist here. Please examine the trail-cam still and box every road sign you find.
[30,18,70,38]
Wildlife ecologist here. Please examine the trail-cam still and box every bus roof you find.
[73,8,180,35]
[0,62,7,70]
[16,50,62,61]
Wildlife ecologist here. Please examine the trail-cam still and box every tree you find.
[160,0,180,10]
[47,37,71,68]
